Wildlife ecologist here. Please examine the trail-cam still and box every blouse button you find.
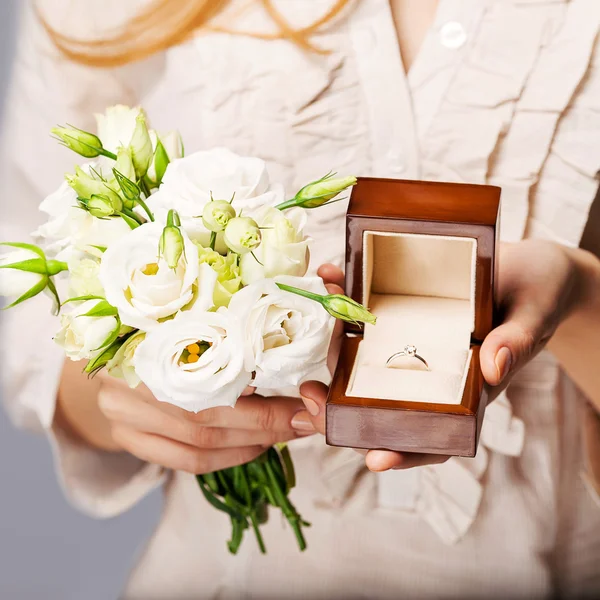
[439,21,467,49]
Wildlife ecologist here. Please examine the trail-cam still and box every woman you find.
[1,0,599,597]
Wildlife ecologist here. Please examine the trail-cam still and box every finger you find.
[318,263,345,289]
[102,387,311,447]
[241,386,256,396]
[480,300,552,387]
[298,380,328,435]
[365,450,450,472]
[155,394,307,432]
[111,424,265,474]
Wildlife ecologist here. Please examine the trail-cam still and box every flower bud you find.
[158,210,185,269]
[223,217,261,255]
[51,125,104,158]
[196,245,241,307]
[0,243,67,310]
[275,282,376,326]
[320,294,376,325]
[202,200,236,232]
[66,166,122,208]
[114,146,136,182]
[130,113,153,178]
[107,331,146,388]
[88,194,116,218]
[278,173,357,210]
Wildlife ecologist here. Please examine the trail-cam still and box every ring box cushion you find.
[326,178,500,457]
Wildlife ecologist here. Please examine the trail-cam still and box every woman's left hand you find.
[300,241,586,472]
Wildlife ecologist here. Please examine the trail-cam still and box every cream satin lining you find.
[346,232,476,404]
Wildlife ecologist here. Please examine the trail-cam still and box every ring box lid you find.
[344,177,501,343]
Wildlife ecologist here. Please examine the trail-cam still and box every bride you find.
[1,0,599,597]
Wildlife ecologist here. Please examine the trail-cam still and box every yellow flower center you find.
[179,340,212,365]
[141,262,159,276]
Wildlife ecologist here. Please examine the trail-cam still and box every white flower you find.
[135,310,251,412]
[99,222,201,330]
[95,105,143,154]
[228,276,334,388]
[33,166,131,259]
[107,331,146,388]
[0,247,46,299]
[147,147,284,245]
[240,207,310,285]
[67,252,104,297]
[54,299,119,361]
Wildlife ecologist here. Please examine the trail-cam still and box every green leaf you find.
[63,295,105,304]
[1,277,47,310]
[46,277,61,315]
[276,444,296,491]
[119,211,141,230]
[84,337,127,375]
[78,299,118,318]
[0,242,46,259]
[0,258,48,274]
[153,137,170,185]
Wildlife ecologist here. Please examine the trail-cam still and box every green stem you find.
[136,197,155,222]
[263,457,307,552]
[276,283,324,304]
[241,465,266,554]
[140,177,152,198]
[98,148,117,160]
[209,231,217,251]
[121,207,144,225]
[275,198,298,211]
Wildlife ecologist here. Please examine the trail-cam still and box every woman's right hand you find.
[56,362,314,474]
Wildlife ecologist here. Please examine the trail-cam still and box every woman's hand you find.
[93,378,313,474]
[298,241,594,471]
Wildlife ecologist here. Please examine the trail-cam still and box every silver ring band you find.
[385,345,429,370]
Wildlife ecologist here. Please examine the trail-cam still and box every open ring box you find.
[326,177,500,457]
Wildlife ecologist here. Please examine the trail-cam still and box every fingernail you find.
[291,411,316,432]
[300,394,320,417]
[495,347,512,383]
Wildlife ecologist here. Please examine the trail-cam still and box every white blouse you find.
[1,0,599,598]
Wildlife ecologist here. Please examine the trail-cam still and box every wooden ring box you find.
[326,177,501,457]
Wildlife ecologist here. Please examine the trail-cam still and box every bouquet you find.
[0,106,375,554]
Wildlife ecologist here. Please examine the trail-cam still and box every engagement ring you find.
[385,345,429,371]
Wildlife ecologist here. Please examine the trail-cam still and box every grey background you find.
[0,2,162,599]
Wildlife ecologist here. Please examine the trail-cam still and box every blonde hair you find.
[39,0,353,68]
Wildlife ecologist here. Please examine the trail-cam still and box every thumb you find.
[298,380,328,435]
[480,301,551,387]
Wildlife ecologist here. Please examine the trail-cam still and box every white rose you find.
[95,105,143,153]
[33,166,130,259]
[0,247,46,300]
[134,310,251,412]
[107,331,146,388]
[99,222,201,330]
[68,252,104,297]
[240,207,310,285]
[54,299,119,361]
[147,147,284,245]
[228,276,334,388]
